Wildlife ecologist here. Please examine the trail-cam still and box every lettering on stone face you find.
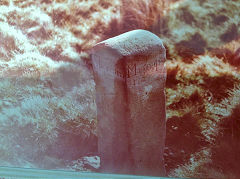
[92,54,125,79]
[126,63,136,78]
[127,59,164,78]
[93,54,164,82]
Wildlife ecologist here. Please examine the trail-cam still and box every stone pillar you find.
[91,29,166,177]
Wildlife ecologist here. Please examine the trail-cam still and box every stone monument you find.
[91,29,166,177]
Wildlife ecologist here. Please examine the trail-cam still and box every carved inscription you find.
[92,54,125,79]
[127,59,164,78]
[93,54,164,81]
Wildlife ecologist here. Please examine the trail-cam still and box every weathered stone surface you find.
[91,29,166,176]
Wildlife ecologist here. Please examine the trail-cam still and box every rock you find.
[67,156,100,172]
[91,29,167,176]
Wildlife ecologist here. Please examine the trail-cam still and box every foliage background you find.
[0,0,240,178]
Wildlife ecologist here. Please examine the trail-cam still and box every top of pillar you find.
[91,29,165,57]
